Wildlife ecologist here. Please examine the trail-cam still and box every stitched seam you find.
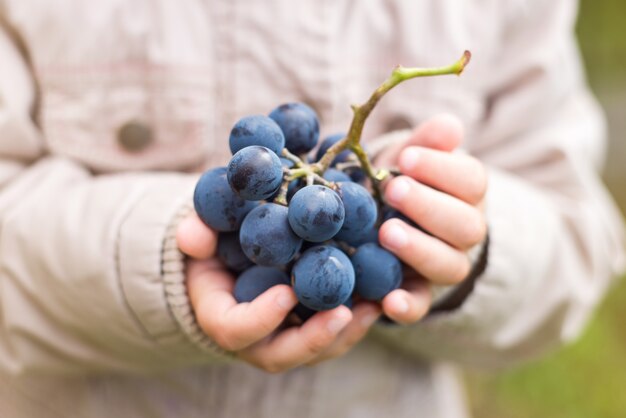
[113,190,156,341]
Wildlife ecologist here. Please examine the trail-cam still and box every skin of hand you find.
[375,113,488,324]
[176,213,381,373]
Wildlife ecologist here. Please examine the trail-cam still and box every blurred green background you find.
[466,1,626,417]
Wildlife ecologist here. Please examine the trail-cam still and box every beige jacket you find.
[0,1,624,417]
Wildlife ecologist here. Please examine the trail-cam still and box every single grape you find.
[315,133,351,164]
[217,232,254,273]
[346,166,366,183]
[227,146,283,201]
[334,182,378,242]
[351,243,402,300]
[292,245,355,310]
[343,225,379,247]
[193,167,258,231]
[234,266,290,303]
[240,203,303,266]
[229,115,285,155]
[288,185,345,242]
[323,168,352,183]
[269,103,320,154]
[279,157,294,169]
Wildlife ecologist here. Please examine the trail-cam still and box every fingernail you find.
[399,148,420,171]
[276,292,294,310]
[383,223,408,250]
[327,315,350,334]
[395,297,410,314]
[361,312,380,327]
[386,178,410,204]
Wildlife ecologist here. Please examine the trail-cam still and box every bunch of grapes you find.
[193,51,471,322]
[194,103,403,320]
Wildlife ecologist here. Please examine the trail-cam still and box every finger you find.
[176,213,218,259]
[187,260,298,351]
[239,306,352,373]
[381,277,432,324]
[373,134,412,168]
[385,176,486,250]
[407,113,464,151]
[379,219,471,285]
[306,302,381,366]
[186,258,234,302]
[397,146,487,205]
[374,114,463,168]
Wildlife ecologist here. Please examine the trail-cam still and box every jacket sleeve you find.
[0,20,229,376]
[371,0,626,369]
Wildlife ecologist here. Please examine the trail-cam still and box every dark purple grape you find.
[227,146,283,201]
[229,115,285,155]
[315,133,351,164]
[240,203,303,266]
[193,167,258,232]
[334,182,378,243]
[288,185,345,242]
[269,103,320,154]
[279,157,294,169]
[343,226,379,247]
[292,245,354,310]
[346,166,366,183]
[234,266,290,303]
[323,168,352,183]
[217,232,254,273]
[351,243,402,300]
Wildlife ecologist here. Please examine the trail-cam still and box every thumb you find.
[176,212,219,259]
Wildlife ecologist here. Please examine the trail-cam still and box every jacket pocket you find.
[38,64,215,173]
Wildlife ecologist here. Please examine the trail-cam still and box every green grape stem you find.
[334,160,363,171]
[273,180,290,206]
[275,160,337,206]
[280,50,470,204]
[281,148,305,167]
[313,50,471,198]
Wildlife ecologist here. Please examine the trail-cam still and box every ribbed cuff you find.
[162,201,234,359]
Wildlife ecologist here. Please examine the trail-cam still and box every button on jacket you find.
[0,1,624,417]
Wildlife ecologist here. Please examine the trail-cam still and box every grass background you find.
[466,1,626,417]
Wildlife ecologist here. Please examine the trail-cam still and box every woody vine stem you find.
[274,50,471,205]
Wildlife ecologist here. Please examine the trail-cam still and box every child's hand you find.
[176,214,381,372]
[376,114,487,324]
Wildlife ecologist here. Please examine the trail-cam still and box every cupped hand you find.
[375,114,488,324]
[176,213,381,372]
